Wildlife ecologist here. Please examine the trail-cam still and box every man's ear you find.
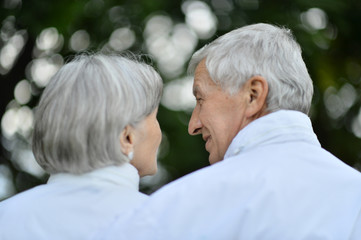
[244,75,269,118]
[119,125,135,156]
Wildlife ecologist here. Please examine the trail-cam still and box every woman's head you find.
[32,53,163,175]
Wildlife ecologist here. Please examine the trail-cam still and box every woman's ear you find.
[244,75,269,118]
[119,125,135,156]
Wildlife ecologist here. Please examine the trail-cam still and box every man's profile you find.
[97,23,361,240]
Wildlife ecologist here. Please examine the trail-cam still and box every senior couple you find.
[0,23,360,240]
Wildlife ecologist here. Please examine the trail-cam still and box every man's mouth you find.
[203,135,211,151]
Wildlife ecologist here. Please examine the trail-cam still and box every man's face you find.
[188,59,251,164]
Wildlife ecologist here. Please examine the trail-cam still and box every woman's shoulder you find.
[0,184,49,224]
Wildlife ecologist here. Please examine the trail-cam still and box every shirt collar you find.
[224,110,321,159]
[47,163,140,190]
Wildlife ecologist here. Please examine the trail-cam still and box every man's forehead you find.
[192,64,206,97]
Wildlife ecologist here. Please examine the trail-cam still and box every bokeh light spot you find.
[0,30,27,74]
[211,0,234,12]
[182,1,217,39]
[29,55,63,87]
[12,148,45,177]
[3,0,22,9]
[1,106,34,139]
[144,15,173,37]
[301,8,328,31]
[161,76,196,112]
[69,30,90,52]
[109,27,136,51]
[0,165,15,200]
[1,108,18,138]
[324,84,356,120]
[14,79,32,105]
[144,14,198,78]
[352,108,361,138]
[36,27,63,51]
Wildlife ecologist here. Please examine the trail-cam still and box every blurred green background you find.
[1,0,361,199]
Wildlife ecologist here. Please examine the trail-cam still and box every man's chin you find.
[208,154,222,165]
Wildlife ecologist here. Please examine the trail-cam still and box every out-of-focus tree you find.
[0,0,360,200]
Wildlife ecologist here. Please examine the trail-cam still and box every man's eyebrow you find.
[193,86,200,97]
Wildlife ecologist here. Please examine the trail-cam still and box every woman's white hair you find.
[32,53,163,174]
[188,23,313,114]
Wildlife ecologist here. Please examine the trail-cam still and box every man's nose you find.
[188,109,202,135]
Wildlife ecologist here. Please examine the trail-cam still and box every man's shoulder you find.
[156,159,235,188]
[148,157,248,205]
[150,144,361,205]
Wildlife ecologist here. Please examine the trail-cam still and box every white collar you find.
[47,163,140,190]
[224,110,321,159]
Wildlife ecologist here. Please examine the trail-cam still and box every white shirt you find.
[98,110,361,240]
[0,163,147,240]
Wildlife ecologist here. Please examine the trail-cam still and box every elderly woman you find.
[0,53,163,239]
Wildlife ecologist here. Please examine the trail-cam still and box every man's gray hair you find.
[188,23,313,114]
[32,53,163,174]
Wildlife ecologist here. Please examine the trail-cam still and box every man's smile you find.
[203,135,211,151]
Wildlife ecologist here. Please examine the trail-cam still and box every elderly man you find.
[98,23,361,240]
